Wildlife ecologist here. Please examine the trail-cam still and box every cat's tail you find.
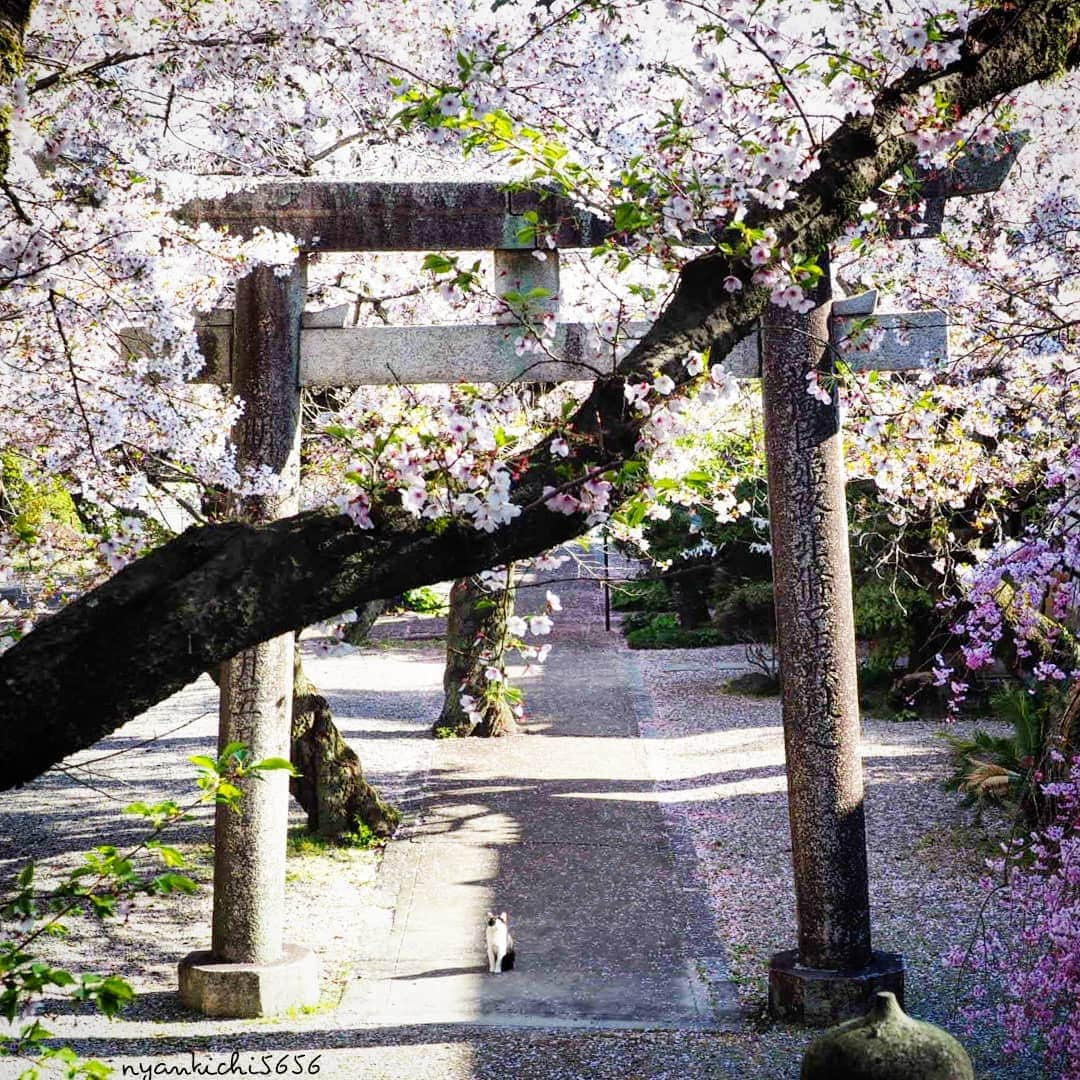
[501,947,516,972]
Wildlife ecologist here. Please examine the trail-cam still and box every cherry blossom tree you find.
[0,0,1078,792]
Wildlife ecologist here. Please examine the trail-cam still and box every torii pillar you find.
[178,259,320,1017]
[762,269,904,1022]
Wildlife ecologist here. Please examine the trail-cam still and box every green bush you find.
[1,451,82,543]
[625,612,724,649]
[621,609,664,633]
[852,578,933,663]
[610,578,670,613]
[712,580,775,643]
[391,585,448,614]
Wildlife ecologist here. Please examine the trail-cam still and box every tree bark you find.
[664,559,714,630]
[1,3,1077,789]
[436,574,518,737]
[0,0,33,181]
[341,599,387,645]
[290,648,400,838]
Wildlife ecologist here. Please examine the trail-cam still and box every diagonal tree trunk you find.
[0,1,1077,789]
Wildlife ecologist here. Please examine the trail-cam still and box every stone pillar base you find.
[178,944,319,1018]
[768,948,904,1025]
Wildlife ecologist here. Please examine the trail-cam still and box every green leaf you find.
[323,422,356,440]
[422,253,456,274]
[93,975,135,1019]
[188,754,217,773]
[250,757,297,775]
[151,873,198,896]
[218,741,247,764]
[17,1018,52,1045]
[148,843,186,868]
[215,782,242,804]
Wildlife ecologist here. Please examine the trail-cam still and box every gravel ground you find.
[636,643,1042,1079]
[0,592,1040,1079]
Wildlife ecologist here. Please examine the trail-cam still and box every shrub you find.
[712,580,775,643]
[943,683,1069,824]
[852,577,933,664]
[625,612,724,649]
[390,585,448,614]
[610,579,670,613]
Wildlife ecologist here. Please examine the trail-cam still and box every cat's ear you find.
[500,911,508,921]
[486,911,495,919]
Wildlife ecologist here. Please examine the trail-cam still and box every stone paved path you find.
[344,561,740,1030]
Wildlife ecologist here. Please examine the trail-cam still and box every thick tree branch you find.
[1,0,1078,789]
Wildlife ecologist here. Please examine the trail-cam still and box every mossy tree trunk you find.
[1,2,33,182]
[436,573,518,738]
[290,644,399,839]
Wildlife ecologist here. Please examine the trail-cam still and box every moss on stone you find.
[801,992,974,1080]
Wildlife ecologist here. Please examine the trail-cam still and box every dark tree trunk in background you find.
[436,574,518,738]
[290,647,400,838]
[664,559,714,629]
[342,599,387,645]
[0,1,33,182]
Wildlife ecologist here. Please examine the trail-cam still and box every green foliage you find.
[625,612,724,649]
[343,821,386,849]
[398,585,449,614]
[943,683,1068,823]
[852,577,933,663]
[287,820,386,854]
[1,452,82,545]
[610,579,669,613]
[190,741,297,806]
[712,580,775,643]
[0,744,274,1076]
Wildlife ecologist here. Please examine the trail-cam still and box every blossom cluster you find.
[946,756,1080,1077]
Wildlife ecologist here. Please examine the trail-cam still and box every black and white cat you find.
[485,911,516,973]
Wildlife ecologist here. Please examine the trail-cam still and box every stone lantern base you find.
[768,948,905,1025]
[179,944,319,1018]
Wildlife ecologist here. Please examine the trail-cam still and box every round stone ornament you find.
[801,991,974,1080]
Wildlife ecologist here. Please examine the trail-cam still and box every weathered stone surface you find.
[178,945,319,1019]
[181,181,609,253]
[212,635,295,965]
[302,322,615,386]
[769,949,905,1026]
[208,260,306,974]
[186,258,321,1015]
[761,282,872,974]
[186,303,938,387]
[801,990,973,1078]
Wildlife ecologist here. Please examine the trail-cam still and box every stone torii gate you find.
[168,151,1014,1019]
